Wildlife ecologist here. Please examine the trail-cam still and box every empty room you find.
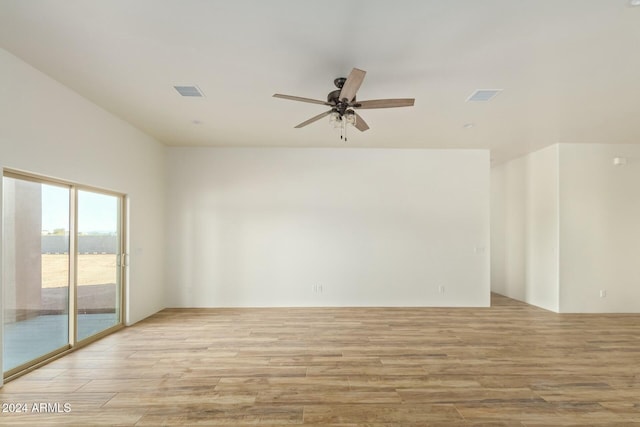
[1,1,639,425]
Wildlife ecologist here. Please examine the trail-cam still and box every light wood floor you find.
[1,294,640,426]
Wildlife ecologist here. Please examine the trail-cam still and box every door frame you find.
[2,169,127,381]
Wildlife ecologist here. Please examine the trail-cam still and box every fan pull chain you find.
[344,119,348,142]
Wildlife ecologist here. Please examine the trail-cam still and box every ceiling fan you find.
[273,68,415,140]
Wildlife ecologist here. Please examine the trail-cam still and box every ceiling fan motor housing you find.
[328,88,354,116]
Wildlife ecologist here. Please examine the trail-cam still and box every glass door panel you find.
[76,190,121,341]
[2,177,70,372]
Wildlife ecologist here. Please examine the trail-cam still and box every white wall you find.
[526,145,559,311]
[491,145,559,311]
[0,48,166,327]
[166,147,490,308]
[491,156,526,300]
[559,144,640,313]
[493,143,640,313]
[490,165,506,296]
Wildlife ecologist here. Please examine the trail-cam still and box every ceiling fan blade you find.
[294,110,333,128]
[354,113,370,132]
[339,68,366,102]
[273,94,331,106]
[354,98,415,109]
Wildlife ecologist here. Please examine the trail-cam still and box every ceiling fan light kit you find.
[273,68,414,141]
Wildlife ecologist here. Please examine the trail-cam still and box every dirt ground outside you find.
[42,254,117,288]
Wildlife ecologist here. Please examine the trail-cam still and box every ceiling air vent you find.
[174,86,204,97]
[467,89,502,102]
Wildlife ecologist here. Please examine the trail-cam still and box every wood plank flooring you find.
[1,294,640,426]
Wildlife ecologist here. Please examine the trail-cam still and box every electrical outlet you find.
[600,290,607,298]
[438,285,445,294]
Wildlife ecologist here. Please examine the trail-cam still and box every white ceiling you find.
[1,0,639,163]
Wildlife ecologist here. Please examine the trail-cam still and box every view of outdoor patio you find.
[3,253,119,371]
[3,176,122,374]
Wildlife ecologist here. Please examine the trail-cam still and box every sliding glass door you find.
[2,177,71,372]
[2,172,125,378]
[77,190,122,341]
